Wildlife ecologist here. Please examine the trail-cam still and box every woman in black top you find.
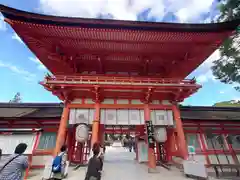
[85,143,103,180]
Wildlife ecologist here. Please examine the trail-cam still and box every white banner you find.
[117,110,129,125]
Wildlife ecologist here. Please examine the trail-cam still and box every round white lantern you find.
[75,124,89,142]
[154,127,167,143]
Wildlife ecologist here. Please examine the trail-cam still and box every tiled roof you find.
[0,103,240,121]
[180,106,240,121]
[0,5,239,77]
[0,103,62,118]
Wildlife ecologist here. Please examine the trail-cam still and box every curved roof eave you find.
[0,4,239,32]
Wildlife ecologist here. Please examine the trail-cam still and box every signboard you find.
[145,120,155,148]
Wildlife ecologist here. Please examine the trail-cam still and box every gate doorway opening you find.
[103,125,138,162]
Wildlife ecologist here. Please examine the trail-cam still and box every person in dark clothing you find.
[85,143,103,180]
[132,139,136,152]
[0,148,2,160]
[0,143,28,180]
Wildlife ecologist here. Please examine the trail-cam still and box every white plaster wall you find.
[69,109,95,124]
[131,100,142,104]
[101,109,144,125]
[151,100,160,104]
[71,98,82,104]
[161,100,171,105]
[85,99,94,104]
[116,99,128,104]
[150,110,174,126]
[0,134,36,155]
[102,99,114,104]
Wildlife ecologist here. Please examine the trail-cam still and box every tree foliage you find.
[9,92,22,103]
[213,100,240,107]
[211,0,240,90]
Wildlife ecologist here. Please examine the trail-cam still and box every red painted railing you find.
[43,75,200,87]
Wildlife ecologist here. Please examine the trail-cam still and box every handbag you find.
[0,154,21,173]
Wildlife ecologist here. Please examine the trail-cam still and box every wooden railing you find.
[43,75,200,87]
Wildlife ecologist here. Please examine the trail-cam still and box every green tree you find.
[211,0,240,90]
[9,92,22,103]
[213,100,240,107]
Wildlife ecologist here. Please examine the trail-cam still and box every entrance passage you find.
[104,125,137,162]
[100,146,187,180]
[104,142,136,162]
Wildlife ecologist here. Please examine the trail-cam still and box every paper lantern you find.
[75,124,89,142]
[154,127,167,143]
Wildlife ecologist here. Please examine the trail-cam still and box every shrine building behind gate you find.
[0,103,240,169]
[0,4,240,172]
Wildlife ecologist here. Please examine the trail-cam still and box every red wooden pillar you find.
[199,133,211,165]
[67,126,74,162]
[98,124,104,146]
[172,104,188,160]
[144,104,157,172]
[91,103,100,147]
[54,103,70,156]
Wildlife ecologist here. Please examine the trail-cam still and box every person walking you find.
[0,148,2,160]
[85,143,103,180]
[0,143,28,180]
[51,145,68,180]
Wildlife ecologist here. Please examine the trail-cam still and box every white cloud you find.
[39,0,215,22]
[29,57,47,71]
[0,13,7,31]
[39,0,165,20]
[195,50,220,83]
[202,50,221,69]
[196,70,215,83]
[233,97,240,102]
[174,0,214,22]
[12,33,24,44]
[219,91,225,94]
[0,60,36,82]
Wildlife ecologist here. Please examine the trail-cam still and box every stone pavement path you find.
[29,146,220,180]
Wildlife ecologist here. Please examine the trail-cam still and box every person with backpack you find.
[0,143,28,180]
[52,145,67,180]
[85,143,103,180]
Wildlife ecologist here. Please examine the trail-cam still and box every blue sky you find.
[0,0,239,106]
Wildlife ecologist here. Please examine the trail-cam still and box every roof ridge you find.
[0,4,239,32]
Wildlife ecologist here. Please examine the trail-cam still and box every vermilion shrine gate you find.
[0,4,239,172]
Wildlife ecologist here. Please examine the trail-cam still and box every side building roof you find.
[0,103,240,121]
